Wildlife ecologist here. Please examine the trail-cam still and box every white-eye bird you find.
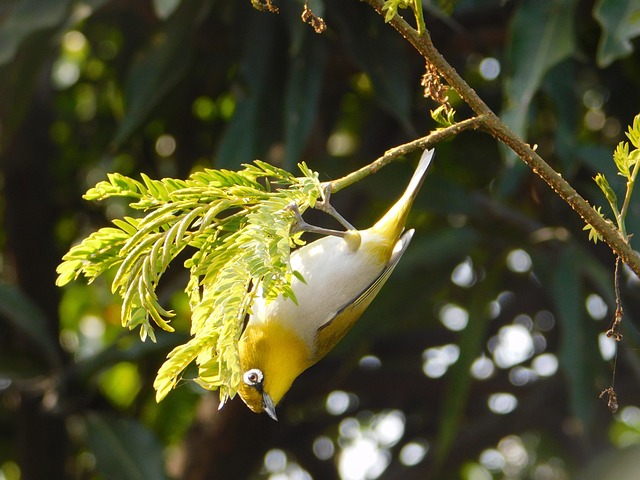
[238,149,435,420]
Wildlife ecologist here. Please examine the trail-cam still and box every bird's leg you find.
[286,203,348,238]
[315,183,356,231]
[287,198,362,251]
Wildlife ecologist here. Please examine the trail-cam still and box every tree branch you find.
[328,115,486,193]
[361,0,640,278]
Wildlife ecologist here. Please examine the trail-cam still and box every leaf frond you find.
[58,161,322,401]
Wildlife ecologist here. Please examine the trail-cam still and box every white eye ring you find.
[243,368,263,386]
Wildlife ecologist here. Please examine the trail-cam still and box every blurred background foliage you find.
[1,0,640,478]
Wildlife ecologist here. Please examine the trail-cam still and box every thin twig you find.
[328,115,486,193]
[600,256,623,412]
[607,257,624,341]
[360,0,640,279]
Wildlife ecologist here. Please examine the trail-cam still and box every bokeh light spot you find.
[479,57,500,80]
[399,440,429,466]
[155,134,176,157]
[532,353,558,377]
[492,324,534,368]
[586,293,608,320]
[488,393,518,414]
[439,304,469,331]
[598,332,616,360]
[312,436,335,460]
[422,344,460,378]
[326,390,358,416]
[359,355,381,370]
[506,249,532,273]
[471,355,495,380]
[451,257,476,287]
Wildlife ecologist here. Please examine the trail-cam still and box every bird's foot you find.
[286,202,362,251]
[286,202,347,238]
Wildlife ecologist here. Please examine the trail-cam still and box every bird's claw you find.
[285,202,308,235]
[286,201,350,239]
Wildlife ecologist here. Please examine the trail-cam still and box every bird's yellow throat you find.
[236,149,434,419]
[238,320,312,412]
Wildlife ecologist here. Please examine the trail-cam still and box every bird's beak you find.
[262,393,278,421]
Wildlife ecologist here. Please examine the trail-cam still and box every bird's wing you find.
[311,229,415,362]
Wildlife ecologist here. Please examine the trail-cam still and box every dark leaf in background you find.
[335,3,414,133]
[542,61,579,172]
[546,246,599,431]
[502,0,577,138]
[594,0,640,68]
[0,0,70,66]
[0,0,71,142]
[112,0,214,148]
[0,283,60,367]
[216,10,280,168]
[283,11,328,169]
[500,0,577,194]
[85,412,168,480]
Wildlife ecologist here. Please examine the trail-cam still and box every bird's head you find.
[238,367,279,421]
[237,321,311,420]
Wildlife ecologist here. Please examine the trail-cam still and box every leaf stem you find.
[412,0,425,35]
[619,158,640,238]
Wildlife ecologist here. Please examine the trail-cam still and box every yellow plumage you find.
[238,149,434,419]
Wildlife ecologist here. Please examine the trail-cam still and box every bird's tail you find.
[371,148,434,242]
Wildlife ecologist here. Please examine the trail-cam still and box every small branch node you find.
[302,0,326,33]
[607,256,624,341]
[251,0,279,13]
[421,61,451,112]
[606,305,624,341]
[599,386,619,413]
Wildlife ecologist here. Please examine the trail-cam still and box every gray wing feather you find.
[317,229,415,332]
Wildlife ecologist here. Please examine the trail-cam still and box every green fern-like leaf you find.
[583,206,606,244]
[626,113,640,149]
[380,0,426,34]
[431,104,456,128]
[57,161,322,400]
[594,172,619,217]
[613,142,631,178]
[381,0,412,23]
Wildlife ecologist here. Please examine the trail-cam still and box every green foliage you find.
[583,206,607,243]
[589,113,640,240]
[0,283,60,367]
[57,161,322,402]
[0,0,70,66]
[549,247,596,429]
[381,0,412,22]
[4,0,640,478]
[381,0,426,34]
[501,0,576,166]
[84,412,168,480]
[431,104,456,127]
[595,173,618,214]
[112,0,214,147]
[594,0,640,67]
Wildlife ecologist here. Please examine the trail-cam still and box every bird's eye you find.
[243,368,263,386]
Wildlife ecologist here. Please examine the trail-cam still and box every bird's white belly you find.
[249,233,386,347]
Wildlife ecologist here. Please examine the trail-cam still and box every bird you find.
[237,148,435,420]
